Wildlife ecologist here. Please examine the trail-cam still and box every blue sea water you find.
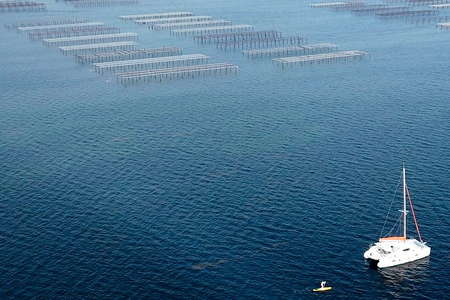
[1,0,449,299]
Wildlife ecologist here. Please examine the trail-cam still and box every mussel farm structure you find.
[93,54,209,73]
[59,41,137,55]
[136,16,213,25]
[17,22,105,33]
[171,24,254,36]
[243,43,338,58]
[43,32,138,47]
[194,30,282,44]
[117,63,239,83]
[152,20,232,31]
[5,18,88,29]
[76,47,183,64]
[0,1,46,12]
[437,21,450,28]
[27,26,120,40]
[119,12,193,21]
[273,50,367,66]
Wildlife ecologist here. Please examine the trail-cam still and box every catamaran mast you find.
[403,166,407,239]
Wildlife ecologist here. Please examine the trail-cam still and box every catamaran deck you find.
[93,54,209,72]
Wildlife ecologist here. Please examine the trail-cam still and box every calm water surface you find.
[1,0,449,299]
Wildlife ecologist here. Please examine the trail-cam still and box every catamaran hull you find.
[364,242,431,268]
[377,250,430,268]
[366,258,380,268]
[366,254,430,268]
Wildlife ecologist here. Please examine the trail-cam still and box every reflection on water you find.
[373,257,431,298]
[377,257,430,285]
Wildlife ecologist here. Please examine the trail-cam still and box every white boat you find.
[363,166,431,268]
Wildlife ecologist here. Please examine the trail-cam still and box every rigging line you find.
[394,214,402,236]
[386,213,402,236]
[380,173,402,238]
[406,184,424,242]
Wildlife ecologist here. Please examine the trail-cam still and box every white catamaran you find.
[364,166,431,268]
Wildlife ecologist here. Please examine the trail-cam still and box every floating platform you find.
[194,30,282,43]
[93,53,209,73]
[119,12,193,21]
[18,22,104,32]
[0,1,46,12]
[311,2,347,8]
[431,3,450,8]
[310,2,358,8]
[59,41,137,55]
[350,4,387,13]
[215,36,305,49]
[63,0,138,8]
[152,20,232,31]
[5,18,89,29]
[311,1,365,11]
[437,21,450,28]
[117,63,239,83]
[376,9,437,17]
[172,24,254,35]
[407,0,449,4]
[195,31,304,49]
[135,16,213,25]
[43,32,138,46]
[351,6,408,14]
[273,50,367,65]
[399,15,450,25]
[28,26,120,40]
[76,47,182,63]
[243,43,338,57]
